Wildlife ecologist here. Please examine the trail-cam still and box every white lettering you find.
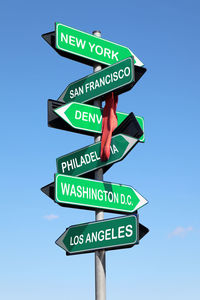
[111,50,119,61]
[95,79,100,89]
[66,160,74,171]
[76,38,86,49]
[77,185,82,197]
[90,151,96,162]
[61,183,70,195]
[91,232,98,242]
[69,35,76,46]
[61,33,68,43]
[82,112,88,122]
[108,191,113,202]
[80,156,86,166]
[79,234,84,244]
[96,45,103,55]
[114,193,119,203]
[89,42,95,52]
[98,230,104,241]
[104,48,111,58]
[90,81,95,91]
[85,233,91,243]
[126,225,133,237]
[70,184,76,197]
[100,77,106,86]
[95,151,101,161]
[92,189,97,200]
[103,190,108,201]
[124,67,130,77]
[118,226,125,238]
[89,113,95,123]
[73,235,79,245]
[121,194,125,204]
[98,190,103,201]
[113,71,118,81]
[96,114,102,124]
[85,154,91,164]
[105,228,111,240]
[61,162,67,172]
[82,186,88,198]
[70,237,74,246]
[127,195,132,205]
[85,83,90,93]
[70,90,75,99]
[111,228,117,239]
[112,144,119,154]
[105,75,110,84]
[118,69,124,79]
[75,110,81,120]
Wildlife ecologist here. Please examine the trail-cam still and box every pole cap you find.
[92,30,101,37]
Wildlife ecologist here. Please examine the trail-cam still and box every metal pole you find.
[93,30,106,300]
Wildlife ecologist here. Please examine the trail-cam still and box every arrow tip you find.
[41,182,55,200]
[134,190,148,210]
[129,50,144,67]
[139,223,149,240]
[55,231,68,252]
[122,135,138,157]
[41,31,55,47]
[54,103,72,126]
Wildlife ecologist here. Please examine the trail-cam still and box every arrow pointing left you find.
[53,101,145,142]
[55,215,149,255]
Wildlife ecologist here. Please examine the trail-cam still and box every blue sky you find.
[1,0,200,299]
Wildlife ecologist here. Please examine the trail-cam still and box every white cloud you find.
[43,214,59,221]
[169,226,193,238]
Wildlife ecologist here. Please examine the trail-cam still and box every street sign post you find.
[41,24,148,300]
[55,215,139,255]
[54,174,148,213]
[58,57,134,104]
[56,134,138,177]
[54,101,145,142]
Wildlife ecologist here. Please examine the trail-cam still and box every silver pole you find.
[93,30,106,300]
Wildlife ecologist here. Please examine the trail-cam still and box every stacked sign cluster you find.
[41,23,149,256]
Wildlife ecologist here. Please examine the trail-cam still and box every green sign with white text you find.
[57,134,138,177]
[55,174,148,213]
[54,102,145,142]
[58,57,134,104]
[55,215,138,255]
[56,23,143,67]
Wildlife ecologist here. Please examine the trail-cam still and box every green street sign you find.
[55,215,138,255]
[57,134,138,177]
[55,174,148,213]
[58,57,134,104]
[54,102,145,142]
[55,23,143,67]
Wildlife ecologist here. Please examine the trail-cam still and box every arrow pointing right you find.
[42,23,144,67]
[41,174,148,214]
[56,134,139,177]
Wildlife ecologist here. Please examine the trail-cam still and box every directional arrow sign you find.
[58,57,134,104]
[56,23,144,66]
[48,99,145,142]
[55,215,139,255]
[57,134,138,177]
[42,22,143,67]
[54,174,148,213]
[54,102,145,142]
